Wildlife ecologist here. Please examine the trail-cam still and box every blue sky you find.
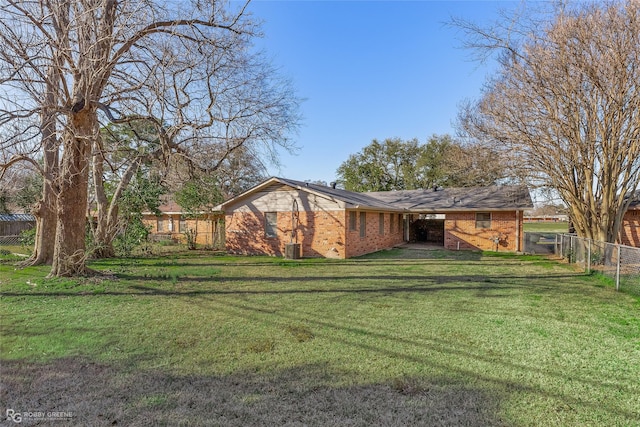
[246,1,516,184]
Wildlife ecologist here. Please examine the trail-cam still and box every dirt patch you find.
[1,357,505,426]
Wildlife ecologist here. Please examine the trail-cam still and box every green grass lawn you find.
[523,221,569,233]
[1,249,639,426]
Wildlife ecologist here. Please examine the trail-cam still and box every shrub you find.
[20,227,36,247]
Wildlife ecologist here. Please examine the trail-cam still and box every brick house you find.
[142,200,224,248]
[217,177,533,258]
[619,193,640,247]
[368,186,532,252]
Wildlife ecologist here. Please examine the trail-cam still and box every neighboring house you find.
[217,177,533,259]
[620,193,640,247]
[142,200,223,248]
[524,215,569,223]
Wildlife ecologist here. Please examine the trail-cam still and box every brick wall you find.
[225,210,405,258]
[142,214,223,246]
[444,211,523,252]
[620,209,640,247]
[344,211,405,258]
[225,210,347,258]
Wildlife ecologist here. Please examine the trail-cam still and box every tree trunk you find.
[27,190,57,265]
[26,141,58,266]
[92,145,143,258]
[49,109,94,277]
[24,63,60,266]
[91,140,116,258]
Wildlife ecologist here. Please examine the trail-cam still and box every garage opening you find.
[410,218,445,245]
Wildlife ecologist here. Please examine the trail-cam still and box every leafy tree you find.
[0,189,8,214]
[337,138,422,192]
[111,172,164,257]
[13,173,43,213]
[90,121,161,258]
[336,135,503,192]
[456,0,640,243]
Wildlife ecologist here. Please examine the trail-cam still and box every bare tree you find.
[88,22,298,258]
[1,0,300,275]
[456,0,640,243]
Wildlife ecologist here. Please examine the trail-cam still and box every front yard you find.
[1,249,638,426]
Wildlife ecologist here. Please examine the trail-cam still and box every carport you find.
[408,215,445,245]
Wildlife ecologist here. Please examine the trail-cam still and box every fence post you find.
[570,235,575,263]
[616,244,621,292]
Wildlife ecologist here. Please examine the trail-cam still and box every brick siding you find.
[225,210,347,258]
[619,209,640,247]
[142,214,223,246]
[444,211,523,252]
[225,210,404,258]
[344,211,405,258]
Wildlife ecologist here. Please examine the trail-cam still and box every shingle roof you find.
[218,177,533,212]
[366,185,533,211]
[275,177,403,211]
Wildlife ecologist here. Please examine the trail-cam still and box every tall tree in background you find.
[0,0,300,275]
[418,135,503,188]
[336,136,503,192]
[337,138,423,192]
[456,1,640,243]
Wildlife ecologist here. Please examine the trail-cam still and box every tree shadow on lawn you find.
[90,248,489,269]
[1,357,506,426]
[1,272,587,299]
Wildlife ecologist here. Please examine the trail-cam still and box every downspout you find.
[404,214,410,242]
[515,210,521,252]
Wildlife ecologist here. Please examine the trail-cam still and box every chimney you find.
[330,182,337,189]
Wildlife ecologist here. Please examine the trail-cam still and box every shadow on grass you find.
[1,357,505,426]
[88,247,499,269]
[0,272,587,298]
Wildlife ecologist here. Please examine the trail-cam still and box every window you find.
[265,212,278,238]
[157,218,164,232]
[359,212,366,238]
[390,213,395,233]
[379,213,385,235]
[179,217,187,233]
[476,212,492,229]
[398,214,403,233]
[349,211,357,231]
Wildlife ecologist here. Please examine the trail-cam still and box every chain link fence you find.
[524,232,558,255]
[555,234,640,296]
[0,235,22,245]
